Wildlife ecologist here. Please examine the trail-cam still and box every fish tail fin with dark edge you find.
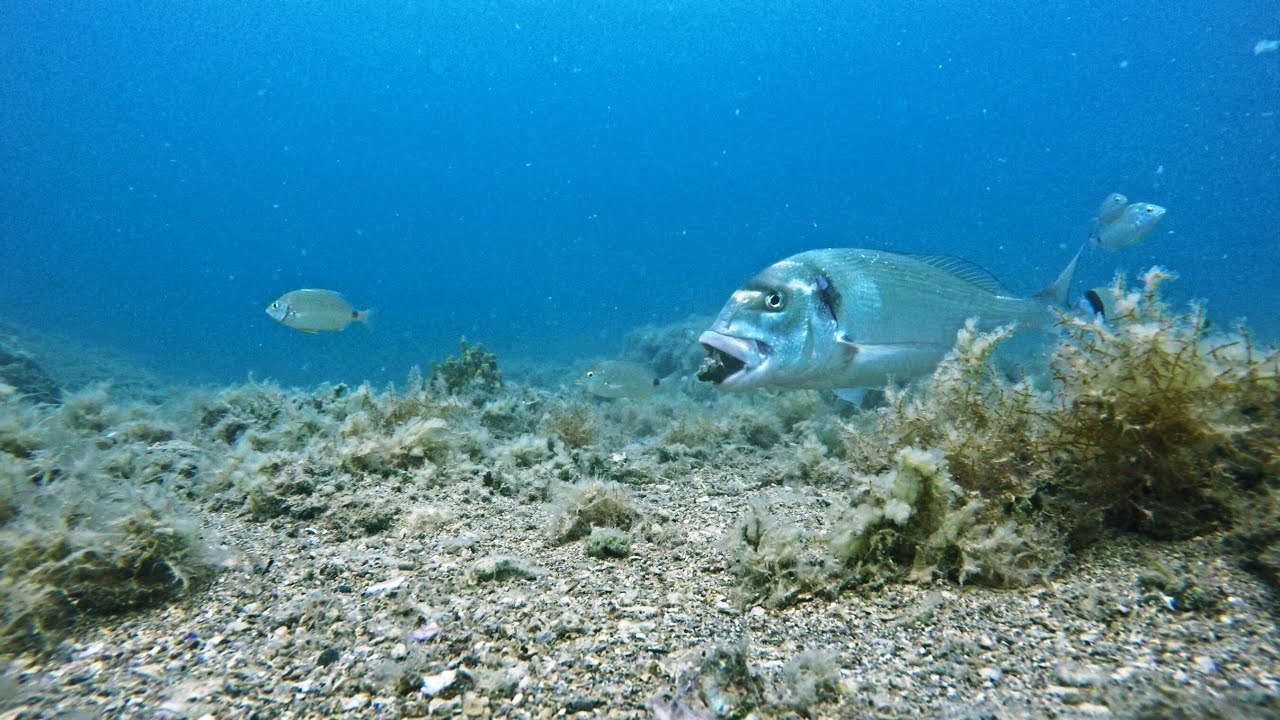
[1033,246,1082,308]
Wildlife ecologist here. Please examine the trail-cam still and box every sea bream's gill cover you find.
[696,248,1079,393]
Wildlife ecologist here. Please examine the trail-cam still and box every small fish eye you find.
[765,292,785,310]
[586,371,595,378]
[1143,205,1155,213]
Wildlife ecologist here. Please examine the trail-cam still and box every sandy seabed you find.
[4,471,1278,719]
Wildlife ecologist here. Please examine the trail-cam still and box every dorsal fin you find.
[904,253,1013,295]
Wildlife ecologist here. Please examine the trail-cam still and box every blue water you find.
[3,1,1278,387]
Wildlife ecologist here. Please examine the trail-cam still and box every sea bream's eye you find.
[585,371,595,378]
[764,291,785,311]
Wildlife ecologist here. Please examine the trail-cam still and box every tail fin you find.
[356,308,375,327]
[1033,246,1082,308]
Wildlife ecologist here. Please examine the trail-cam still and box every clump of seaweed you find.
[662,413,737,452]
[1135,557,1228,614]
[1227,487,1280,590]
[831,447,971,583]
[548,479,640,544]
[58,383,119,433]
[195,380,341,451]
[0,394,49,460]
[835,267,1278,587]
[583,526,632,559]
[469,555,540,583]
[431,338,502,396]
[777,650,843,716]
[477,388,544,436]
[489,433,553,470]
[727,502,829,607]
[545,403,596,449]
[730,447,1050,607]
[648,643,842,719]
[1047,269,1279,540]
[340,416,452,475]
[735,408,783,449]
[0,385,222,653]
[771,431,852,487]
[197,375,497,536]
[0,482,213,653]
[844,320,1043,502]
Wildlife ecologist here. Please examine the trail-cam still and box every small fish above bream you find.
[697,248,1080,394]
[1090,198,1166,251]
[1095,193,1129,226]
[266,289,372,333]
[579,360,661,399]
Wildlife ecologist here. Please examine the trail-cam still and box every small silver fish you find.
[266,289,371,333]
[1091,202,1166,250]
[579,360,660,399]
[1096,193,1129,226]
[697,248,1079,393]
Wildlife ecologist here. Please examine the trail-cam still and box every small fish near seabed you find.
[1090,197,1166,251]
[266,289,372,334]
[1095,192,1129,226]
[696,248,1080,397]
[579,360,661,399]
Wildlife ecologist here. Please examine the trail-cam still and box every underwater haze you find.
[3,1,1278,387]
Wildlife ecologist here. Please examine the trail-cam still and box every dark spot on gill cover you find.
[815,274,841,321]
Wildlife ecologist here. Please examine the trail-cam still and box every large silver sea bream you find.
[696,248,1078,393]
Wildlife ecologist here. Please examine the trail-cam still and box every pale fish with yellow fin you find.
[266,289,372,333]
[579,360,661,399]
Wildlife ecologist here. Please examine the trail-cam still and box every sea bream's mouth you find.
[696,331,769,387]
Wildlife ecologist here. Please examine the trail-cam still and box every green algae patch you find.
[847,268,1278,538]
[431,338,502,396]
[583,526,632,559]
[1046,270,1278,541]
[0,478,214,654]
[545,403,596,449]
[0,385,219,655]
